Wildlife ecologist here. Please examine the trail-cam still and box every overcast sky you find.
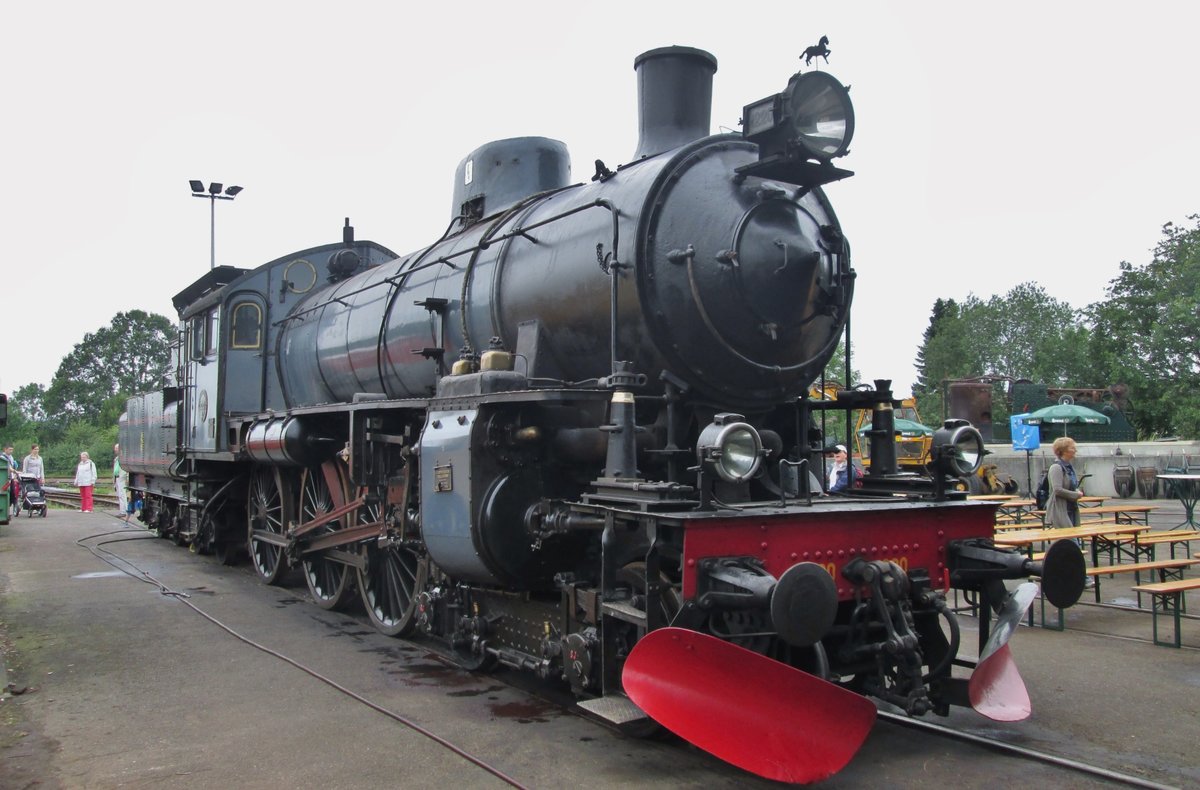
[3,1,1197,400]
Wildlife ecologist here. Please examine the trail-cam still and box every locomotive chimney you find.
[633,46,718,160]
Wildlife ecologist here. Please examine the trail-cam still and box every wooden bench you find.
[1098,529,1200,563]
[1131,578,1200,647]
[1085,558,1199,604]
[995,511,1039,526]
[1135,530,1200,560]
[994,522,1037,533]
[1086,522,1151,564]
[1077,504,1158,525]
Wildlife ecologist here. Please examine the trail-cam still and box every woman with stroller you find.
[74,451,98,513]
[22,444,45,485]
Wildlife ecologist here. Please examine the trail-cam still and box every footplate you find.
[577,694,649,725]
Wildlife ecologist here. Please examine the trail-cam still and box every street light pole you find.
[189,180,243,269]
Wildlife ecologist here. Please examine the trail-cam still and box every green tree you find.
[44,311,174,421]
[821,339,861,389]
[912,285,1092,424]
[0,383,55,459]
[913,298,957,396]
[964,283,1088,386]
[10,382,48,423]
[1091,216,1200,437]
[913,300,974,423]
[46,422,118,478]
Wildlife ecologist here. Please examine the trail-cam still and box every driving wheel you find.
[247,467,293,585]
[299,463,356,610]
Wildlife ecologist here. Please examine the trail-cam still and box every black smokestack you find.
[633,46,718,160]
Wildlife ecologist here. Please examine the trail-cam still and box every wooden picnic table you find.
[1086,558,1200,605]
[1131,576,1200,647]
[968,494,1018,501]
[993,498,1039,524]
[994,523,1151,569]
[1109,529,1200,562]
[1078,495,1107,506]
[1076,504,1157,525]
[993,522,1037,532]
[993,522,1146,546]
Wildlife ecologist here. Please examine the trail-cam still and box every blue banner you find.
[1010,414,1040,451]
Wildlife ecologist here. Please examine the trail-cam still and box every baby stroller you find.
[19,474,47,517]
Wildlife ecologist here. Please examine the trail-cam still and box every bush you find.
[44,423,118,478]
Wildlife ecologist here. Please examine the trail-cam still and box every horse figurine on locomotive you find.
[120,46,1086,783]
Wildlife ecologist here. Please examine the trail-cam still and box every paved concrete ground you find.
[1,503,1197,788]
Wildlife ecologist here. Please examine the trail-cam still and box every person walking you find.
[74,451,98,513]
[112,443,128,516]
[1047,437,1083,528]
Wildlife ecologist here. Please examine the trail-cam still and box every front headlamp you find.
[739,70,855,188]
[782,71,855,161]
[931,419,984,477]
[697,413,764,483]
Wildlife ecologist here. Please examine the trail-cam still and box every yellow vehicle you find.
[807,387,932,471]
[807,382,856,452]
[843,396,1016,494]
[807,382,844,403]
[854,399,933,471]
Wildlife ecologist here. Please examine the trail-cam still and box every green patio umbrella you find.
[1022,403,1111,436]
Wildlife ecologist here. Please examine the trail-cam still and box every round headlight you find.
[783,71,855,161]
[931,420,984,477]
[698,416,764,483]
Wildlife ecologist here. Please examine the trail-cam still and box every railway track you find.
[42,487,120,510]
[876,712,1176,789]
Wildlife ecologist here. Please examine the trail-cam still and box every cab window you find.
[191,309,219,359]
[204,310,219,357]
[191,315,204,359]
[230,301,263,349]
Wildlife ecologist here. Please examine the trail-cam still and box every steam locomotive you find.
[120,46,1086,783]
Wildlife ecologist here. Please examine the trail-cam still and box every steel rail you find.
[74,527,530,790]
[877,710,1178,789]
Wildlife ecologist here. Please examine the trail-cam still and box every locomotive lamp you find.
[697,413,764,484]
[739,70,855,188]
[189,180,244,269]
[930,419,985,480]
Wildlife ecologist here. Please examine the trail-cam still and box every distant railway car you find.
[120,46,1084,782]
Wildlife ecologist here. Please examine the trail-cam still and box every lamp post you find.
[189,180,243,269]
